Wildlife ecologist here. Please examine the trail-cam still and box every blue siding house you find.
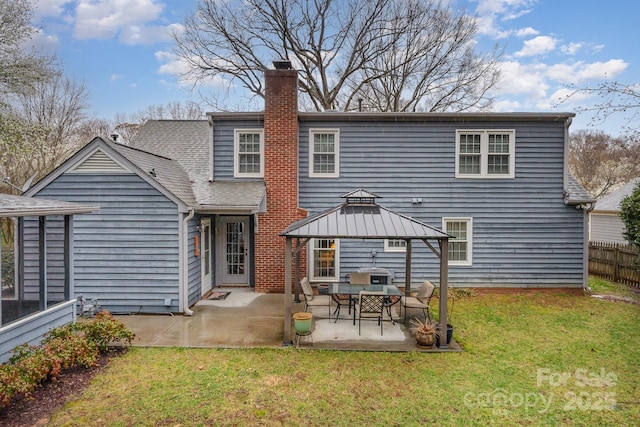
[21,63,593,313]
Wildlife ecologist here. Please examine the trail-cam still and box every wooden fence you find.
[589,241,640,287]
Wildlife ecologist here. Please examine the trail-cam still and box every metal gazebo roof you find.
[281,189,451,240]
[280,189,452,349]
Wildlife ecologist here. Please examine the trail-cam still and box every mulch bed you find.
[0,347,127,427]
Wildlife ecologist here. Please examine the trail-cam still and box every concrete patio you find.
[114,288,461,352]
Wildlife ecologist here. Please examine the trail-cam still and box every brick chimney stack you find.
[254,61,307,292]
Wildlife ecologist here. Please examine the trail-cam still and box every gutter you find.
[180,208,196,316]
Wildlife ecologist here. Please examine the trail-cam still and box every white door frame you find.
[200,218,212,294]
[216,216,250,285]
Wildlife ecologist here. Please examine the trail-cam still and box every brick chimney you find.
[254,61,307,292]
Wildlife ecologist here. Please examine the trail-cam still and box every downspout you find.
[563,116,572,191]
[181,208,196,316]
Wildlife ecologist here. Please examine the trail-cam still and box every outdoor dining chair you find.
[300,277,332,317]
[330,272,371,322]
[358,291,385,336]
[399,280,435,324]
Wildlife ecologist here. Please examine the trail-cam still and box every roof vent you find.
[341,189,381,205]
[273,60,292,70]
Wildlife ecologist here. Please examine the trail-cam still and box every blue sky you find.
[28,0,638,136]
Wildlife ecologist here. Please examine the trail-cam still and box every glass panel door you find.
[218,217,249,284]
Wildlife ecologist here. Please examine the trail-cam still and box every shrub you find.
[73,311,135,352]
[0,310,133,408]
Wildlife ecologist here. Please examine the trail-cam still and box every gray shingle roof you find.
[593,177,640,212]
[0,193,98,217]
[566,174,595,204]
[130,120,266,211]
[106,140,197,206]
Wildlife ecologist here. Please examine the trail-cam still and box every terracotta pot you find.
[415,330,436,349]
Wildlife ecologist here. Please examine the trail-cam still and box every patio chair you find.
[358,291,385,336]
[400,280,435,324]
[330,272,371,322]
[300,277,332,317]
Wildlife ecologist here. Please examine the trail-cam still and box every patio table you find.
[328,283,402,325]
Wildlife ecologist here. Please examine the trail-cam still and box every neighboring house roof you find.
[0,193,98,217]
[565,174,595,205]
[130,120,266,212]
[282,189,451,240]
[593,177,640,213]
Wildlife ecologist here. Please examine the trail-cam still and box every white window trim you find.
[384,239,406,253]
[443,217,473,266]
[455,129,515,179]
[234,129,264,178]
[309,128,340,178]
[309,238,340,282]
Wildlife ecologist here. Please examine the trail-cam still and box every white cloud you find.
[473,0,538,38]
[515,27,539,37]
[30,0,73,19]
[560,42,583,55]
[155,50,229,89]
[23,28,60,53]
[74,0,166,43]
[515,35,557,57]
[492,99,523,111]
[546,59,628,83]
[540,87,593,110]
[110,74,124,82]
[493,60,549,99]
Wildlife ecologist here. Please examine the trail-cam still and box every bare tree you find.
[560,81,640,140]
[172,0,501,112]
[569,129,640,199]
[136,100,204,121]
[110,101,205,144]
[16,72,91,168]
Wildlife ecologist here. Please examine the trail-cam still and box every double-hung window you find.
[310,238,339,281]
[309,129,339,177]
[234,129,264,178]
[456,130,515,178]
[443,217,472,266]
[384,239,406,252]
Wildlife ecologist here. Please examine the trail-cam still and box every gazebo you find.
[281,190,452,348]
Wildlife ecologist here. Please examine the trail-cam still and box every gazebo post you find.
[293,239,301,303]
[283,237,293,345]
[438,238,449,349]
[404,239,412,297]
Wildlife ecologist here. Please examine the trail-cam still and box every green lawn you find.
[50,279,640,426]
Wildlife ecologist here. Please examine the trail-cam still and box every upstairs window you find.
[310,129,339,177]
[234,129,264,178]
[456,130,515,178]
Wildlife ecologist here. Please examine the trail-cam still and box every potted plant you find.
[292,312,313,334]
[410,317,436,349]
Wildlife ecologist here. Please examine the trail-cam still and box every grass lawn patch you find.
[47,280,639,426]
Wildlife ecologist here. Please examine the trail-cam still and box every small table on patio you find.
[328,283,402,325]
